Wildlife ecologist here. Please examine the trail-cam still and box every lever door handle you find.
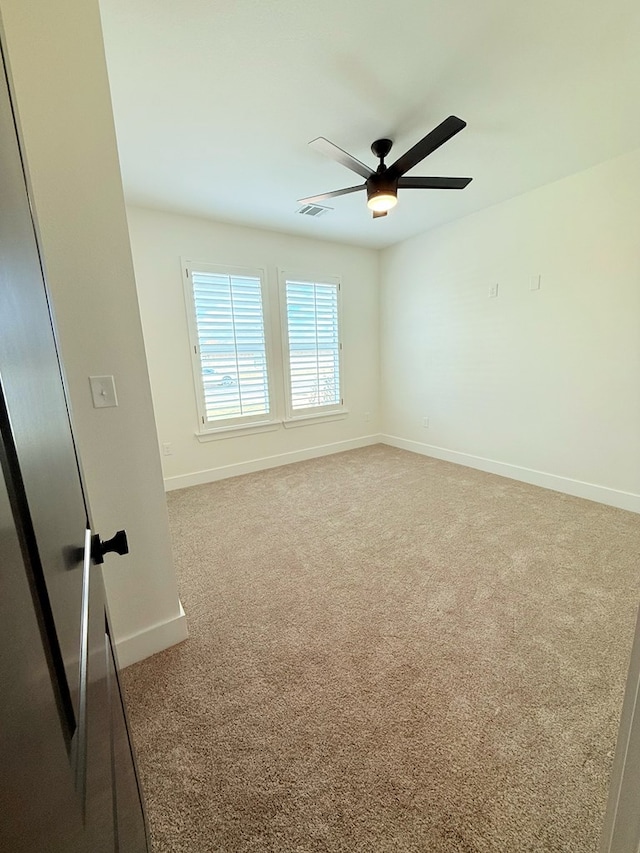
[91,529,128,564]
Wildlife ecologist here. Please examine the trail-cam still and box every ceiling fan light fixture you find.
[366,190,397,212]
[300,117,471,220]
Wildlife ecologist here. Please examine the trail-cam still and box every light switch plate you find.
[89,375,118,408]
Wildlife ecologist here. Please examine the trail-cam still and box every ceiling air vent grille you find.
[297,203,332,217]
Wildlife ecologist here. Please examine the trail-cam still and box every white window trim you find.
[183,260,276,436]
[282,410,349,429]
[278,269,346,423]
[195,419,281,441]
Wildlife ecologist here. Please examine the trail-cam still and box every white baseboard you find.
[164,434,382,491]
[115,600,189,669]
[381,434,640,514]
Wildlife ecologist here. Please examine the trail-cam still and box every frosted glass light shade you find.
[367,191,397,212]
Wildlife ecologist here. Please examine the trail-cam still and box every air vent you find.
[297,203,332,217]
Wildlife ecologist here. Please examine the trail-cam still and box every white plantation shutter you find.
[189,267,271,425]
[283,278,342,413]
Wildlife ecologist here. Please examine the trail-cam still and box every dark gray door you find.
[0,37,147,853]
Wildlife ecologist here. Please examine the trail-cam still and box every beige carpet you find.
[122,445,640,852]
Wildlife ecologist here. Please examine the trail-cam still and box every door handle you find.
[91,529,128,564]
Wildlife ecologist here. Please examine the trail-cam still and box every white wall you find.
[380,147,640,511]
[0,0,186,665]
[126,206,380,489]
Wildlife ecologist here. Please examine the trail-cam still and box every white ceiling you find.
[98,0,640,249]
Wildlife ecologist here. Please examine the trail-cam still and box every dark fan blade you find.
[298,184,365,205]
[309,137,373,179]
[398,176,472,190]
[388,116,466,178]
[372,210,387,219]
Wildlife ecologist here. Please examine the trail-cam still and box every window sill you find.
[195,409,349,440]
[282,409,349,429]
[196,419,281,442]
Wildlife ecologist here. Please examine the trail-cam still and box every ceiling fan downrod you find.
[371,138,393,169]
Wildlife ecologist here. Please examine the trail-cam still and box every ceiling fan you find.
[299,115,472,218]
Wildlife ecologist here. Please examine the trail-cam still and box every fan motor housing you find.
[366,171,397,203]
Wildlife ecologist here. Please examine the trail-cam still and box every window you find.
[280,274,343,418]
[184,263,273,431]
[184,262,345,436]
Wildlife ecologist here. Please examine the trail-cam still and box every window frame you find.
[183,261,278,436]
[278,270,345,423]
